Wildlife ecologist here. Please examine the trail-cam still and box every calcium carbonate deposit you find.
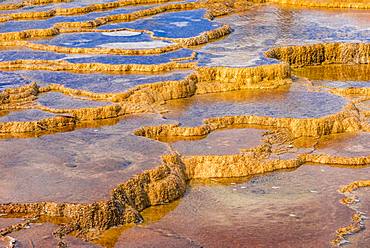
[0,0,369,247]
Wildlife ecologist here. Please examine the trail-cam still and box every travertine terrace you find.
[0,0,369,247]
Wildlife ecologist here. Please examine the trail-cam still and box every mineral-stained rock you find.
[332,179,370,246]
[0,0,71,11]
[265,43,370,67]
[0,154,187,238]
[0,2,369,244]
[135,102,362,140]
[0,24,232,56]
[339,180,370,193]
[255,0,370,9]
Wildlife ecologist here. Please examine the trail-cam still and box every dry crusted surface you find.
[0,0,369,247]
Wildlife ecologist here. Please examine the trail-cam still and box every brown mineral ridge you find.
[113,165,370,248]
[265,43,370,67]
[0,114,173,203]
[350,187,370,247]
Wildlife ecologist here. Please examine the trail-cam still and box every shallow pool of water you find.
[0,114,174,203]
[112,164,370,248]
[16,69,191,93]
[163,85,346,126]
[199,5,370,66]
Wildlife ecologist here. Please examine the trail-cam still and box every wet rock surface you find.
[0,114,173,203]
[0,0,368,247]
[162,86,347,126]
[113,165,370,248]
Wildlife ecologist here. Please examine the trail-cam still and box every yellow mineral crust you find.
[0,0,71,11]
[0,0,247,43]
[0,28,60,42]
[0,101,147,134]
[195,64,291,93]
[0,83,39,106]
[0,0,368,245]
[265,43,370,67]
[332,214,364,246]
[0,59,197,73]
[0,4,192,41]
[171,51,197,62]
[53,2,201,29]
[3,60,364,138]
[121,63,291,102]
[1,39,183,56]
[39,84,117,101]
[0,154,188,239]
[0,0,253,23]
[0,70,368,240]
[183,149,370,180]
[37,63,290,103]
[332,180,370,246]
[0,55,366,140]
[0,89,121,134]
[300,153,370,166]
[330,87,370,97]
[0,146,368,240]
[339,180,370,193]
[0,63,291,134]
[0,25,231,56]
[38,105,124,121]
[0,0,178,23]
[135,102,362,140]
[183,154,302,179]
[169,24,233,47]
[203,104,361,138]
[0,116,76,134]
